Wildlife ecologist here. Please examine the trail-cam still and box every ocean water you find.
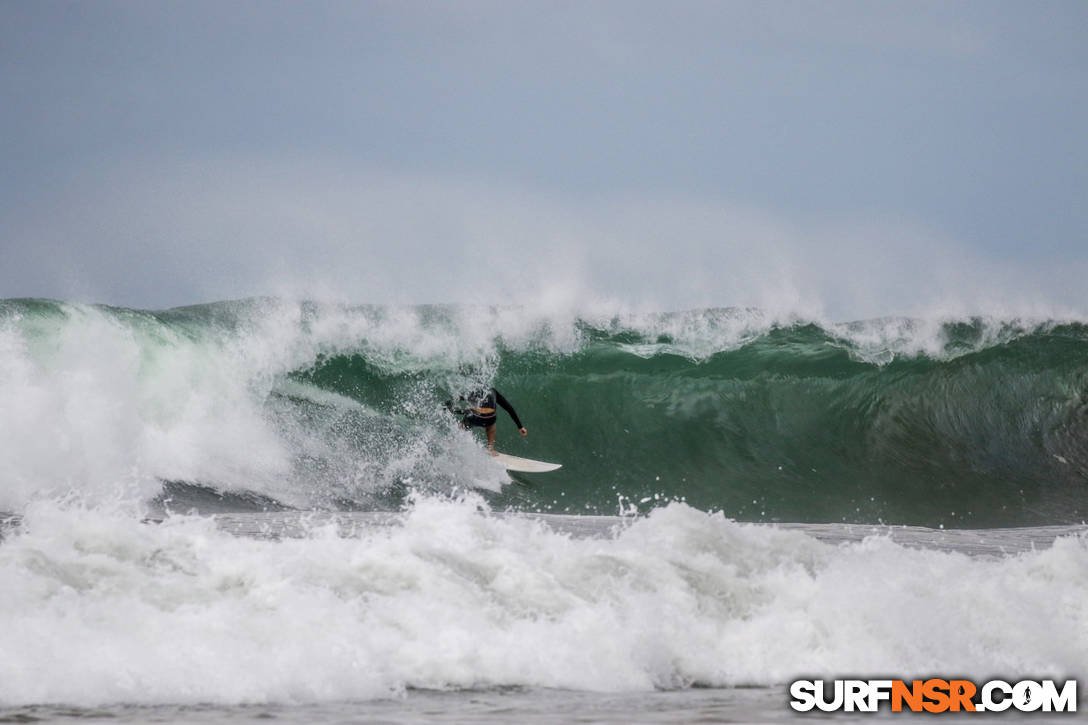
[1,298,1086,722]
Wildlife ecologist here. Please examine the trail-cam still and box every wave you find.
[0,497,1084,706]
[2,298,1087,527]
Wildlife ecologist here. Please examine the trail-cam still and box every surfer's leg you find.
[486,423,497,453]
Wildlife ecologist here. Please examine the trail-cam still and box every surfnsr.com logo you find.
[789,679,1077,713]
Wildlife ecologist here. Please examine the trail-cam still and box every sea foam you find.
[0,497,1084,707]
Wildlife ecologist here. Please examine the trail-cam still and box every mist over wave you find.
[1,297,1087,527]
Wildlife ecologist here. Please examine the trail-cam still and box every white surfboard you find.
[492,451,562,473]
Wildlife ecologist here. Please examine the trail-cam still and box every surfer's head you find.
[455,360,495,389]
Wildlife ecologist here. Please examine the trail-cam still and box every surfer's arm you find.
[493,389,526,432]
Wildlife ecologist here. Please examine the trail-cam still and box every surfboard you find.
[492,451,562,473]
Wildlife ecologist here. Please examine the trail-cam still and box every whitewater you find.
[1,298,1086,722]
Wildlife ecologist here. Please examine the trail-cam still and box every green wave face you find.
[291,313,1088,527]
[3,298,1087,526]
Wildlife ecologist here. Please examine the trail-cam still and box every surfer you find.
[446,387,527,453]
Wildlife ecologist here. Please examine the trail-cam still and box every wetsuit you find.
[448,388,524,430]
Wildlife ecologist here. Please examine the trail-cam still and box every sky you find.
[1,0,1086,319]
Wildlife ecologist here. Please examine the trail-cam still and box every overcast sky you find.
[2,0,1086,319]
